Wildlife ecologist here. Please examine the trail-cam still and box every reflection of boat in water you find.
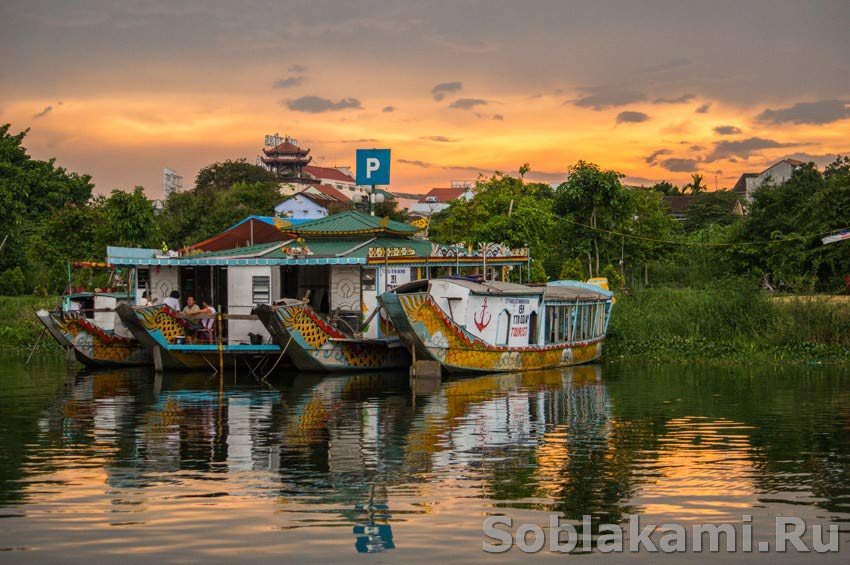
[253,302,410,372]
[36,292,151,368]
[116,303,283,372]
[380,278,613,374]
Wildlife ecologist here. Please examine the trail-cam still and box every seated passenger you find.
[197,298,217,332]
[163,290,180,311]
[183,295,200,314]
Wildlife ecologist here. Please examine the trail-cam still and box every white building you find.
[408,186,474,217]
[733,158,805,202]
[162,167,183,199]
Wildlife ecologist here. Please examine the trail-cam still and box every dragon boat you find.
[253,301,410,373]
[116,303,284,373]
[379,278,613,374]
[36,292,151,367]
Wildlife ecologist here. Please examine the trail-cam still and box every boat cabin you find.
[399,278,612,347]
[107,212,531,344]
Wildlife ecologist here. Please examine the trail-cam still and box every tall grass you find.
[606,288,850,363]
[0,296,62,353]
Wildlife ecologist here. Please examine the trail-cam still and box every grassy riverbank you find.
[606,287,850,363]
[0,296,62,353]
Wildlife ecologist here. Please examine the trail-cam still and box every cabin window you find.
[529,311,538,345]
[565,306,574,342]
[496,309,511,345]
[137,268,150,290]
[546,307,557,344]
[252,275,271,304]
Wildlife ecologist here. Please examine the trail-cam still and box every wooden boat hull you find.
[254,303,410,372]
[379,292,604,374]
[116,304,283,372]
[36,309,151,368]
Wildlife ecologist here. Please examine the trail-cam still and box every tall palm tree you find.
[684,173,706,194]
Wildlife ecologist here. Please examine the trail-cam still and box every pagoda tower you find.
[261,136,312,181]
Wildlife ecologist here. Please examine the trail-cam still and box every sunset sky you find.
[2,0,850,198]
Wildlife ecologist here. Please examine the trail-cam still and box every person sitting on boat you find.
[163,290,180,311]
[183,295,200,314]
[138,290,150,306]
[197,298,217,332]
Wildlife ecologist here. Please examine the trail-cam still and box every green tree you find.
[684,190,742,231]
[554,161,630,277]
[683,173,706,194]
[0,124,94,284]
[429,173,555,265]
[99,186,160,248]
[194,159,278,194]
[0,267,25,295]
[650,180,680,195]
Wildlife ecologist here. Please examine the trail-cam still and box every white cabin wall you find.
[227,266,274,343]
[455,292,539,347]
[330,265,361,311]
[146,266,179,304]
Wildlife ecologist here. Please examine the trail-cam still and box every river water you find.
[0,357,848,562]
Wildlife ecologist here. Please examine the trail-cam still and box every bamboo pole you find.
[217,306,224,375]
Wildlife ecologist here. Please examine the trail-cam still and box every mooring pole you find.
[217,306,224,375]
[25,327,47,367]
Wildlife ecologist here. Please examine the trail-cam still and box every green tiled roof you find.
[288,210,420,236]
[188,240,282,259]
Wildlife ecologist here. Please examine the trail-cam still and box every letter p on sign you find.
[356,149,391,185]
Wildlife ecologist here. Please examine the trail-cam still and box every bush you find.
[0,267,26,295]
[558,258,585,280]
[601,264,624,291]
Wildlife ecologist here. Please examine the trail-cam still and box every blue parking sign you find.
[356,149,391,185]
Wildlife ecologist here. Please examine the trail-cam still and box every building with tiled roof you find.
[409,186,474,217]
[733,159,807,203]
[108,210,530,342]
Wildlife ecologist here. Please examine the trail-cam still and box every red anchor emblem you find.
[473,298,492,332]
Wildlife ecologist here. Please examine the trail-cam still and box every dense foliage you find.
[2,122,850,296]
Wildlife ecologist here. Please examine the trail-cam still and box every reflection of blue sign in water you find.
[353,501,394,553]
[356,149,391,185]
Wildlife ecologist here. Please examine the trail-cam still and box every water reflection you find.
[0,360,848,559]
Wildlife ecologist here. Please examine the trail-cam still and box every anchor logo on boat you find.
[474,298,492,332]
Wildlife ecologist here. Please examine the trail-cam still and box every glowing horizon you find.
[2,1,849,198]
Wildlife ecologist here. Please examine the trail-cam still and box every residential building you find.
[162,167,183,199]
[733,159,805,202]
[409,187,474,217]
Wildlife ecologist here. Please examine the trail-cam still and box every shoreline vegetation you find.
[5,289,850,364]
[606,287,850,364]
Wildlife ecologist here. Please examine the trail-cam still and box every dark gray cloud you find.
[705,137,798,161]
[714,125,742,135]
[420,135,460,142]
[398,158,434,168]
[755,100,850,125]
[774,151,850,168]
[616,111,650,124]
[660,158,700,172]
[644,58,692,74]
[285,96,362,113]
[397,158,487,172]
[382,106,396,113]
[273,76,304,89]
[449,98,487,110]
[492,114,504,121]
[431,81,462,101]
[288,64,307,73]
[572,85,645,110]
[689,145,703,151]
[646,148,672,164]
[653,93,695,104]
[32,105,52,118]
[695,103,711,114]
